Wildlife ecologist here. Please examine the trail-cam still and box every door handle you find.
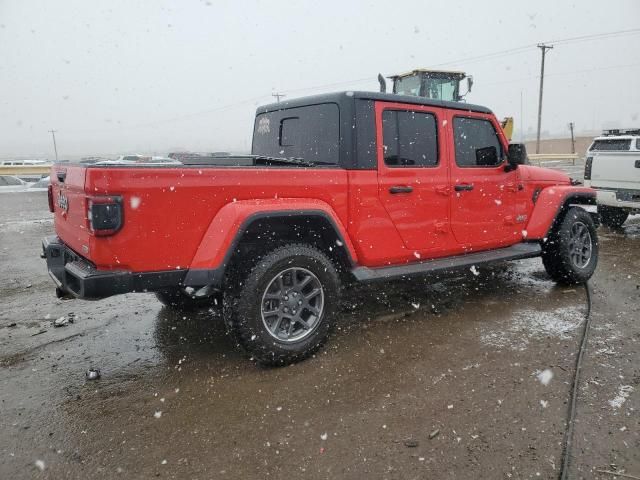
[389,185,413,194]
[635,160,640,168]
[56,170,67,183]
[454,184,474,192]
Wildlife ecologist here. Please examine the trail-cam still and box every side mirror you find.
[507,143,528,169]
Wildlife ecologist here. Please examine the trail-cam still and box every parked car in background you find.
[0,159,51,166]
[584,128,640,227]
[30,176,51,189]
[0,175,31,192]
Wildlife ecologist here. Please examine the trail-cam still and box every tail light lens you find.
[87,196,123,236]
[47,184,54,212]
[584,156,593,180]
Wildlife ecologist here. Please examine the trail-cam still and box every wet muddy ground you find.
[1,190,638,479]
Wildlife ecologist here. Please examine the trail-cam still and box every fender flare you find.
[525,186,596,240]
[183,198,357,287]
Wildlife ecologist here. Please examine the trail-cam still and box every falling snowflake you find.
[537,369,553,386]
[130,196,141,209]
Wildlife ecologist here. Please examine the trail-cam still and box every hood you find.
[518,164,571,184]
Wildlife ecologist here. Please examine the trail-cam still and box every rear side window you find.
[589,139,631,151]
[453,117,503,167]
[382,110,438,167]
[252,103,340,165]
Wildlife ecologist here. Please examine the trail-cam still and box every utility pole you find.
[569,122,576,154]
[272,92,286,103]
[535,43,553,154]
[48,129,58,162]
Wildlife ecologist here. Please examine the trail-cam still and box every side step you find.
[351,242,542,282]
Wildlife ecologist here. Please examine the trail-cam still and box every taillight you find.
[87,196,123,236]
[47,184,54,213]
[584,156,593,180]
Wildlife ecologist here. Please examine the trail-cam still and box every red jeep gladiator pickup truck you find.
[43,91,598,365]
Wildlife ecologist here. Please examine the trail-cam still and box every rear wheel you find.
[542,207,598,284]
[223,244,340,366]
[598,205,628,228]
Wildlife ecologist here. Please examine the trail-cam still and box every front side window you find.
[453,117,503,167]
[382,110,438,167]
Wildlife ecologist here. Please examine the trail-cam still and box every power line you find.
[482,62,640,86]
[68,27,640,133]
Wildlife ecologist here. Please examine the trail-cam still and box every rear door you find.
[376,101,455,256]
[447,112,520,249]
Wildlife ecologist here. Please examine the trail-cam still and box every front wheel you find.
[223,244,341,366]
[598,205,628,228]
[542,207,598,284]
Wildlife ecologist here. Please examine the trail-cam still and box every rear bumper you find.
[596,189,640,210]
[41,236,189,299]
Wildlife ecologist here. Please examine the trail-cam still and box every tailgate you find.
[590,151,640,190]
[51,164,90,257]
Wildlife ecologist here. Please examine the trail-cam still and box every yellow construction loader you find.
[379,69,514,141]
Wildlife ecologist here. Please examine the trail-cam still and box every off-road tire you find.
[223,244,341,366]
[155,288,220,310]
[598,205,628,228]
[542,207,598,284]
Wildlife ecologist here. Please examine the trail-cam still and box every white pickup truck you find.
[584,129,640,227]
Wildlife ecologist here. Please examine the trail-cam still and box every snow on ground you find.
[0,217,52,232]
[480,305,584,351]
[608,385,634,409]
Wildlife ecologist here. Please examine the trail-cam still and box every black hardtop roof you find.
[256,91,492,115]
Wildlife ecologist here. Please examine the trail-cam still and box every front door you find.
[447,112,520,250]
[376,102,454,256]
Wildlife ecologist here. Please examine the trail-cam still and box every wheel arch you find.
[525,187,596,240]
[184,200,358,288]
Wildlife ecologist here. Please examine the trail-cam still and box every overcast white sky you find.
[1,0,639,158]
